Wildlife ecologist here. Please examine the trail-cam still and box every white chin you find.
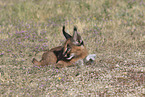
[66,53,75,60]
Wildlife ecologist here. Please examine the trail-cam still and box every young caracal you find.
[32,26,88,68]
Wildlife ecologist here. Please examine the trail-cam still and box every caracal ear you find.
[63,26,72,39]
[72,26,84,45]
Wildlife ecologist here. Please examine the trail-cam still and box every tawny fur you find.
[32,46,62,66]
[32,26,88,68]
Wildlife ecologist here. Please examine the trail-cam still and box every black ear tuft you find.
[80,41,84,45]
[62,26,65,32]
[63,26,72,39]
[74,26,77,32]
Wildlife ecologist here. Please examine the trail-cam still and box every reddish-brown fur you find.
[32,26,88,68]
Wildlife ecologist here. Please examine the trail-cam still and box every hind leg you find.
[32,58,49,66]
[55,61,73,68]
[32,58,42,66]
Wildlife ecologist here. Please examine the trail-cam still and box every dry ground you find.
[0,0,145,96]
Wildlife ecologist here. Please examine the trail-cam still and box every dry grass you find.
[0,0,145,96]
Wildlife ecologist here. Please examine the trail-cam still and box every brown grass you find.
[0,0,144,96]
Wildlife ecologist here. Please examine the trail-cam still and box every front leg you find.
[55,61,73,68]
